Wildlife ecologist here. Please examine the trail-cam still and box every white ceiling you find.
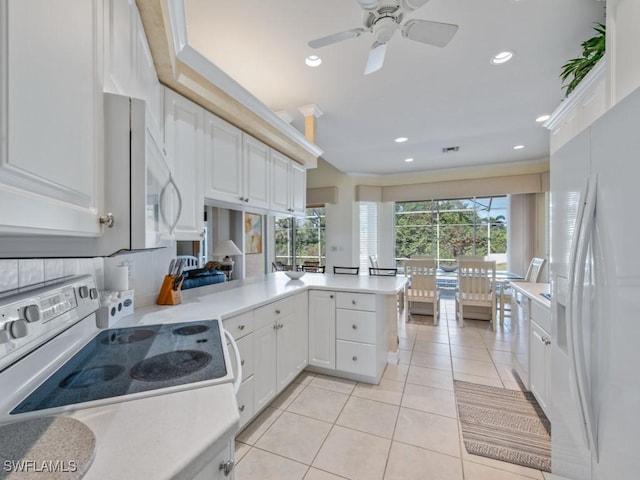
[184,0,605,175]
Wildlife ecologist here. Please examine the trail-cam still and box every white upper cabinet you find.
[203,113,244,205]
[0,0,104,237]
[242,136,270,210]
[270,151,291,214]
[104,0,164,137]
[290,161,307,216]
[164,89,205,241]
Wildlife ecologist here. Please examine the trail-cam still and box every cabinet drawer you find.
[336,292,375,312]
[223,310,254,339]
[235,333,254,380]
[254,297,294,330]
[530,301,551,332]
[336,340,376,377]
[236,376,254,430]
[336,309,376,344]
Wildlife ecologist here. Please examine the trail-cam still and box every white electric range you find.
[0,274,241,479]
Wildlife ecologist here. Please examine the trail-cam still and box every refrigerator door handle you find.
[566,177,591,449]
[571,174,599,460]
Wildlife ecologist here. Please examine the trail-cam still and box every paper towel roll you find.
[106,265,129,291]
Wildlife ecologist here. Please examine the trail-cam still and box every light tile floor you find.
[235,298,551,480]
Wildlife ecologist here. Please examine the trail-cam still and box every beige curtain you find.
[507,194,536,277]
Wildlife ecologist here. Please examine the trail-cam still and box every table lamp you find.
[211,240,243,279]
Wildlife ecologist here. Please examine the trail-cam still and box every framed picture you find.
[244,213,263,254]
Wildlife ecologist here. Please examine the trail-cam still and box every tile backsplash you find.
[0,246,176,308]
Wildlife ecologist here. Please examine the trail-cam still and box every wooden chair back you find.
[457,260,496,300]
[404,259,438,297]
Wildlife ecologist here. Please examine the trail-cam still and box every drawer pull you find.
[352,324,357,330]
[352,356,358,361]
[275,309,281,314]
[239,404,245,412]
[273,324,278,330]
[330,295,334,299]
[241,359,245,366]
[238,324,245,330]
[541,336,551,346]
[352,300,356,305]
[219,460,235,476]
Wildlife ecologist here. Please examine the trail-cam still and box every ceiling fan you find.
[308,0,458,75]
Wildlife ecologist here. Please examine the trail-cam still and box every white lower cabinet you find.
[191,439,235,480]
[335,292,377,377]
[308,291,336,369]
[236,376,254,430]
[529,303,552,414]
[336,340,376,377]
[252,321,277,413]
[223,310,254,429]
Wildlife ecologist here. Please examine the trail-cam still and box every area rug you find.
[453,380,551,472]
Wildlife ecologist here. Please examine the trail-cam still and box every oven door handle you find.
[223,329,242,396]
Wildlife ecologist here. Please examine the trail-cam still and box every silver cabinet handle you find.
[99,213,115,228]
[329,295,334,299]
[352,300,356,305]
[352,324,357,330]
[239,404,245,412]
[275,309,281,314]
[352,356,358,361]
[238,324,245,330]
[219,460,234,476]
[241,359,245,366]
[541,336,551,346]
[273,324,278,330]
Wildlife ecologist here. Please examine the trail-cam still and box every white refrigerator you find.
[550,86,640,480]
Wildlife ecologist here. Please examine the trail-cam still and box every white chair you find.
[404,259,440,325]
[176,255,199,271]
[369,255,379,268]
[499,257,546,324]
[456,260,496,329]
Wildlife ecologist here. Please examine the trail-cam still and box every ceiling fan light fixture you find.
[401,0,432,11]
[305,55,322,67]
[395,137,408,143]
[491,51,514,65]
[536,114,550,123]
[357,0,379,10]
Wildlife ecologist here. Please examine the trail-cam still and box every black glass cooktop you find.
[12,320,227,415]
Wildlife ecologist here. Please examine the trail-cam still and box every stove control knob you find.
[10,320,28,339]
[89,288,99,300]
[24,305,41,322]
[78,286,89,298]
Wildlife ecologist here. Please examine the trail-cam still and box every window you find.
[274,208,326,267]
[359,202,378,271]
[395,197,508,270]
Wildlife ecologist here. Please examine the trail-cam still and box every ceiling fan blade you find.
[308,28,366,49]
[400,0,431,11]
[364,42,388,75]
[357,0,379,10]
[402,19,458,47]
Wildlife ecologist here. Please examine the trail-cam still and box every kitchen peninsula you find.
[119,271,406,429]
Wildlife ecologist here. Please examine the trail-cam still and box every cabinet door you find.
[308,291,336,369]
[0,0,103,237]
[293,292,309,375]
[290,161,307,216]
[103,0,135,95]
[243,135,270,209]
[164,89,204,240]
[253,323,277,412]
[203,113,244,205]
[270,151,290,213]
[276,312,296,392]
[530,321,551,412]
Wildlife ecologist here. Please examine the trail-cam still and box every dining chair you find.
[302,263,325,273]
[369,255,379,268]
[498,257,546,324]
[404,258,440,325]
[176,255,199,271]
[456,259,496,329]
[333,266,359,275]
[369,267,398,276]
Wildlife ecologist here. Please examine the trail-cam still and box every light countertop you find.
[118,271,407,327]
[510,282,551,309]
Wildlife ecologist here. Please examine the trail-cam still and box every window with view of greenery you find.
[395,197,508,270]
[274,207,326,267]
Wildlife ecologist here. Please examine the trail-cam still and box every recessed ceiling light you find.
[491,51,514,65]
[404,158,414,163]
[305,55,322,67]
[513,145,524,150]
[536,114,550,123]
[395,137,408,143]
